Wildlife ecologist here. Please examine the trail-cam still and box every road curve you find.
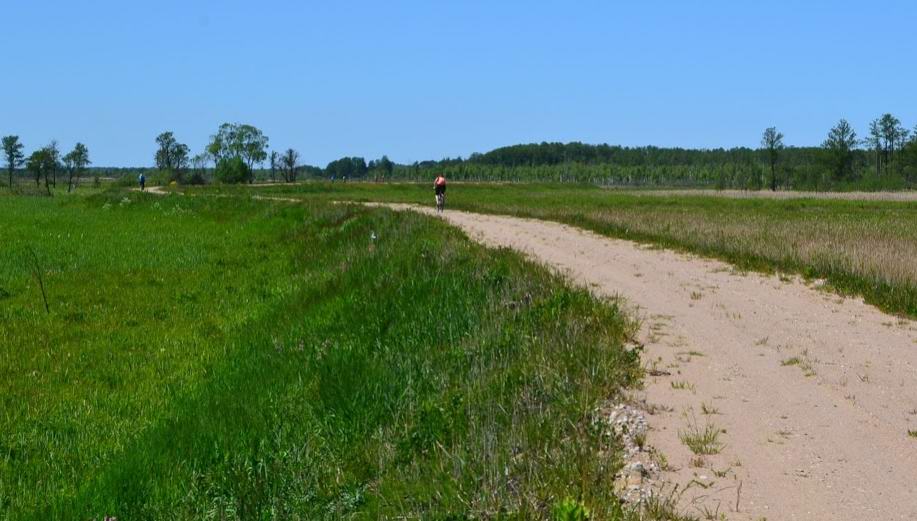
[376,203,917,521]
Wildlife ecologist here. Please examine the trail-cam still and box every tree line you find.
[387,113,917,190]
[150,125,396,185]
[2,136,91,194]
[152,123,274,185]
[6,113,916,190]
[151,123,341,185]
[0,123,307,191]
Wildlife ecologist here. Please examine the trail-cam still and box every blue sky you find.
[1,0,915,167]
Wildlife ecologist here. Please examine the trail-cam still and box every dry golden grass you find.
[635,189,917,201]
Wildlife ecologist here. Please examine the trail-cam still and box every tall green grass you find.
[0,191,652,519]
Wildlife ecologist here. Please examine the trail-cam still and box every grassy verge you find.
[203,182,917,318]
[0,190,666,519]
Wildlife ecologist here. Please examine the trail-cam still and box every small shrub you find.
[188,170,208,185]
[679,419,723,455]
[552,497,590,521]
[700,402,720,415]
[670,380,695,391]
[781,350,817,377]
[215,156,253,184]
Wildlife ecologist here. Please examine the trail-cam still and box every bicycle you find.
[435,192,446,213]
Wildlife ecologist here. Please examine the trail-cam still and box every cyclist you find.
[434,174,447,212]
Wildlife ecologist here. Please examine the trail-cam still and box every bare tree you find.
[280,148,299,182]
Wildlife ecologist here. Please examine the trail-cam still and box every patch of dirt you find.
[379,203,917,521]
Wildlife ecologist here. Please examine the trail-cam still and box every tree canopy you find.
[26,146,58,195]
[63,143,91,192]
[155,132,190,181]
[821,120,858,181]
[326,157,367,179]
[207,123,269,173]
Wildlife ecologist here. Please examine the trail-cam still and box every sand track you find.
[378,203,917,521]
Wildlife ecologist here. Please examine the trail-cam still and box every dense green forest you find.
[5,114,916,190]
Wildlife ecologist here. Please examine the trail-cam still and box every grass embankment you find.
[215,182,917,318]
[0,191,658,519]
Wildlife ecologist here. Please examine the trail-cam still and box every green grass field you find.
[0,190,667,520]
[212,182,917,319]
[12,181,907,519]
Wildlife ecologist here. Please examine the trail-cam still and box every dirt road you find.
[378,203,917,520]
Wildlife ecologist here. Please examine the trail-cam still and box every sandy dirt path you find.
[375,203,917,521]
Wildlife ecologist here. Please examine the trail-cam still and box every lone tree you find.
[48,141,61,187]
[280,148,299,182]
[2,135,25,190]
[63,143,91,193]
[822,119,858,182]
[269,151,278,182]
[879,113,906,173]
[155,132,191,182]
[26,146,58,196]
[173,143,190,181]
[207,123,268,182]
[866,119,883,177]
[761,127,784,191]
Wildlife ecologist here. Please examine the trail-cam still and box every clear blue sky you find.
[2,0,915,167]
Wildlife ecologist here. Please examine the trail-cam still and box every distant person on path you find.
[434,174,447,213]
[139,173,146,191]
